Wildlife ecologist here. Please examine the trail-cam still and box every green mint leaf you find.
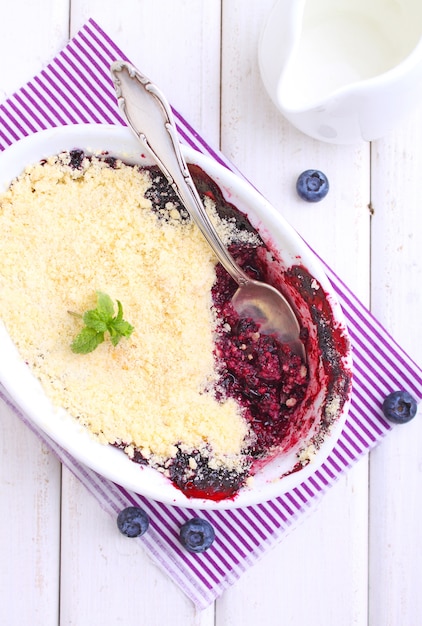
[109,331,120,347]
[83,309,109,332]
[115,300,124,323]
[69,292,134,354]
[112,319,134,337]
[96,291,115,318]
[113,301,134,336]
[71,327,105,354]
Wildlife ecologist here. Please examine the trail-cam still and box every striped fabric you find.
[0,20,421,610]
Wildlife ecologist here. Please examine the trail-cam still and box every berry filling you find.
[66,152,351,502]
[212,252,308,460]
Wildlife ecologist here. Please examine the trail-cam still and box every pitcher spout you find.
[259,0,422,143]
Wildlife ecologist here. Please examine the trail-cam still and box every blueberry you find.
[117,506,150,538]
[179,518,215,553]
[68,149,85,169]
[296,170,329,202]
[382,390,418,424]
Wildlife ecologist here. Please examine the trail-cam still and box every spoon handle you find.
[110,61,250,287]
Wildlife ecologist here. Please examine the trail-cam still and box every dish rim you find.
[0,124,352,509]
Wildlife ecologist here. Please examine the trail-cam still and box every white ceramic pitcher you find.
[258,0,422,144]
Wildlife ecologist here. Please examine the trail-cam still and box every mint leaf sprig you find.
[69,291,134,354]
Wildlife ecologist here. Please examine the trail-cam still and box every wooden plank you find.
[0,1,69,99]
[218,1,371,623]
[0,401,61,625]
[0,3,68,624]
[369,107,422,626]
[70,0,222,139]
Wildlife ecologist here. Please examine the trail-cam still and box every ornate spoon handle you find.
[110,60,250,286]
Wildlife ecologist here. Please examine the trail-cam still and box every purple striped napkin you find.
[0,20,421,609]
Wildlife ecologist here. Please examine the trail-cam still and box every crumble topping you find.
[0,152,253,473]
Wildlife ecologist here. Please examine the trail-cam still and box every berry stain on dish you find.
[296,170,329,202]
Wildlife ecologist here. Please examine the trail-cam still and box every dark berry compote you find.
[212,247,309,462]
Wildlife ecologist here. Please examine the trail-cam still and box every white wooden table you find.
[1,2,421,624]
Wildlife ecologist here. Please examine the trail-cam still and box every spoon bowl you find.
[110,61,306,359]
[232,280,303,357]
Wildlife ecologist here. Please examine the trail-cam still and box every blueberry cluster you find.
[116,507,215,553]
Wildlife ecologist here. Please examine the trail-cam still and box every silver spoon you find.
[110,61,305,359]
